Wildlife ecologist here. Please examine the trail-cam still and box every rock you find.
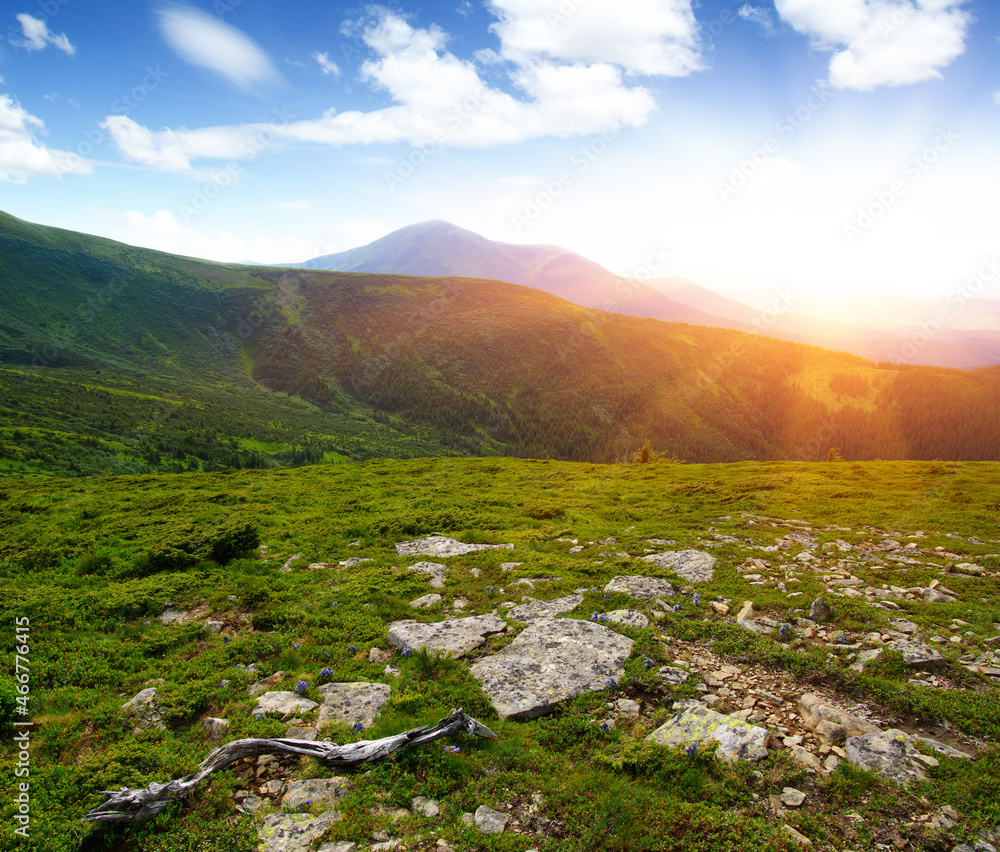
[501,562,523,571]
[924,587,958,603]
[248,671,286,697]
[736,601,754,621]
[780,787,807,808]
[395,535,513,557]
[789,746,825,773]
[253,691,319,717]
[474,805,509,834]
[710,601,730,615]
[412,796,440,818]
[888,618,920,634]
[605,609,650,629]
[121,687,165,732]
[809,598,832,623]
[280,553,302,572]
[317,844,356,852]
[159,608,187,625]
[912,736,972,759]
[387,615,507,658]
[407,561,448,589]
[845,729,927,785]
[339,557,372,568]
[615,698,641,719]
[641,550,716,583]
[603,575,675,600]
[258,811,340,852]
[889,639,946,671]
[237,793,264,814]
[203,717,230,740]
[782,825,813,847]
[282,777,351,810]
[798,694,878,738]
[470,619,634,721]
[657,666,691,685]
[647,703,770,761]
[205,619,225,633]
[409,593,443,609]
[850,648,884,672]
[284,724,318,741]
[316,682,391,729]
[814,719,847,745]
[509,594,584,622]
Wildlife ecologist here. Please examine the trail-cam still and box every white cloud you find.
[314,51,340,77]
[774,0,970,90]
[0,93,92,182]
[993,91,1000,105]
[13,13,76,55]
[105,5,702,169]
[487,0,702,77]
[157,4,281,91]
[738,4,777,36]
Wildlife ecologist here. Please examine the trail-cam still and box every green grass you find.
[0,457,997,850]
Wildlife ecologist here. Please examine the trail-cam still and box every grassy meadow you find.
[0,457,999,851]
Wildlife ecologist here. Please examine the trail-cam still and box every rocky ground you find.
[126,515,1000,852]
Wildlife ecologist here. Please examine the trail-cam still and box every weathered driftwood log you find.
[84,708,496,824]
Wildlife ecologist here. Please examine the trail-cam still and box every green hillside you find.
[0,458,998,851]
[2,209,1000,475]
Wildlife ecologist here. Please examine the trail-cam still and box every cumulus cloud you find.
[0,93,92,182]
[13,13,76,55]
[487,0,702,76]
[738,4,777,36]
[157,4,281,90]
[105,4,703,169]
[774,0,970,90]
[314,51,340,77]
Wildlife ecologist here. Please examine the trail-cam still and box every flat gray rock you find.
[888,618,919,634]
[258,811,340,852]
[407,561,448,588]
[640,550,716,583]
[889,639,946,670]
[605,609,651,629]
[509,594,584,622]
[387,615,507,658]
[315,682,391,729]
[845,730,927,786]
[282,777,351,810]
[409,593,443,609]
[253,691,319,717]
[159,608,187,625]
[647,703,770,761]
[474,805,509,834]
[604,575,675,600]
[395,535,513,557]
[470,619,634,721]
[657,666,691,685]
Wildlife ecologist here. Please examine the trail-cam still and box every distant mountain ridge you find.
[285,220,738,328]
[290,222,1000,369]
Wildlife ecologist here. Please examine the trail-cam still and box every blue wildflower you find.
[352,722,364,732]
[294,680,309,694]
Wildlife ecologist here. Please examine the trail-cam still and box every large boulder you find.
[387,615,507,658]
[258,811,340,852]
[889,639,946,671]
[508,594,584,622]
[395,535,513,557]
[640,550,716,583]
[315,682,391,729]
[470,619,634,721]
[647,702,770,761]
[845,730,928,786]
[603,575,675,600]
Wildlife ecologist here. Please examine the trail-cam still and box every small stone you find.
[782,825,813,847]
[474,805,509,834]
[412,796,440,818]
[780,787,807,808]
[737,601,754,621]
[710,601,730,615]
[203,717,230,740]
[809,598,832,622]
[814,719,847,745]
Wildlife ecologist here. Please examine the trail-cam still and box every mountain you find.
[3,209,1000,475]
[286,220,737,328]
[292,222,1000,369]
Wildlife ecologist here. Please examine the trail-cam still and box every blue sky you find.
[1,0,997,317]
